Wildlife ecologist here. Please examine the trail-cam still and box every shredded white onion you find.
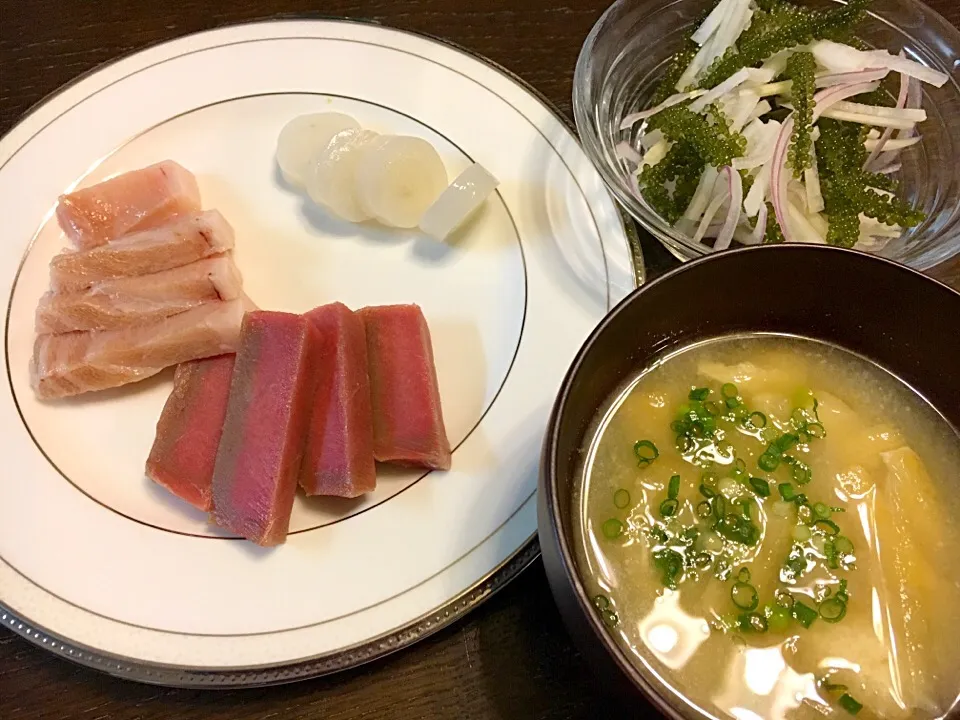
[693,176,730,243]
[619,91,703,130]
[615,141,643,166]
[865,49,949,88]
[811,40,948,88]
[865,136,919,152]
[690,69,752,113]
[815,68,889,88]
[642,138,671,168]
[816,108,918,130]
[750,203,768,245]
[787,200,828,244]
[682,166,720,223]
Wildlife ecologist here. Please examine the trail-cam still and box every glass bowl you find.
[573,0,960,271]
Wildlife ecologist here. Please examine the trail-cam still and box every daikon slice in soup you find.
[574,335,960,720]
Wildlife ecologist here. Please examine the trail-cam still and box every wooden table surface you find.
[2,1,959,718]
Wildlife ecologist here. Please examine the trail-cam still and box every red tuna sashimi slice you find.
[56,160,201,250]
[49,209,234,293]
[300,302,376,498]
[31,297,247,400]
[211,312,319,546]
[36,256,243,334]
[358,304,451,470]
[146,355,236,511]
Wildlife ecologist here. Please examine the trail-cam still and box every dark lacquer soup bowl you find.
[538,245,960,719]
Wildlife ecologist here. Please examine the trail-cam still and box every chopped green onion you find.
[838,693,863,715]
[704,400,722,415]
[791,407,809,428]
[819,597,847,623]
[602,518,623,539]
[693,552,713,569]
[697,500,712,517]
[713,494,727,519]
[815,519,841,536]
[653,548,685,589]
[601,609,619,627]
[834,536,855,555]
[775,589,795,609]
[766,604,792,632]
[689,387,710,401]
[793,600,818,629]
[749,477,771,497]
[776,433,800,453]
[738,612,768,633]
[660,499,679,518]
[716,513,760,546]
[794,493,808,507]
[731,581,759,611]
[721,383,738,399]
[758,453,780,472]
[593,594,610,610]
[634,440,659,467]
[739,499,752,520]
[737,567,751,583]
[613,488,631,509]
[725,396,741,409]
[805,422,826,438]
[747,412,767,429]
[788,457,813,484]
[682,526,699,542]
[778,483,796,501]
[735,458,747,473]
[668,475,681,500]
[798,504,814,525]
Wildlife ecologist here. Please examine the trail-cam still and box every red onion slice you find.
[715,166,742,251]
[865,65,909,170]
[770,115,795,243]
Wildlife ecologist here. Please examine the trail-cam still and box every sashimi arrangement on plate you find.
[0,20,637,685]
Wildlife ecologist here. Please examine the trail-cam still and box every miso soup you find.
[575,335,960,720]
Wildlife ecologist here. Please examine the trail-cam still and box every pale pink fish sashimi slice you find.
[36,256,243,334]
[31,297,248,400]
[49,209,234,294]
[300,302,376,498]
[146,354,236,512]
[56,160,201,250]
[212,311,320,546]
[358,304,451,471]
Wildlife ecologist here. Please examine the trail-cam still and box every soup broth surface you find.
[575,335,960,720]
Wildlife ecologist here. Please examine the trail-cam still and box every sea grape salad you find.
[618,0,948,250]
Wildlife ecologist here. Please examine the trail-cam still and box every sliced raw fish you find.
[31,297,247,400]
[146,355,236,511]
[300,302,376,498]
[56,161,201,250]
[211,312,319,546]
[358,304,451,470]
[49,209,234,293]
[36,256,242,334]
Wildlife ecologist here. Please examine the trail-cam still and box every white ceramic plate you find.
[0,19,642,686]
